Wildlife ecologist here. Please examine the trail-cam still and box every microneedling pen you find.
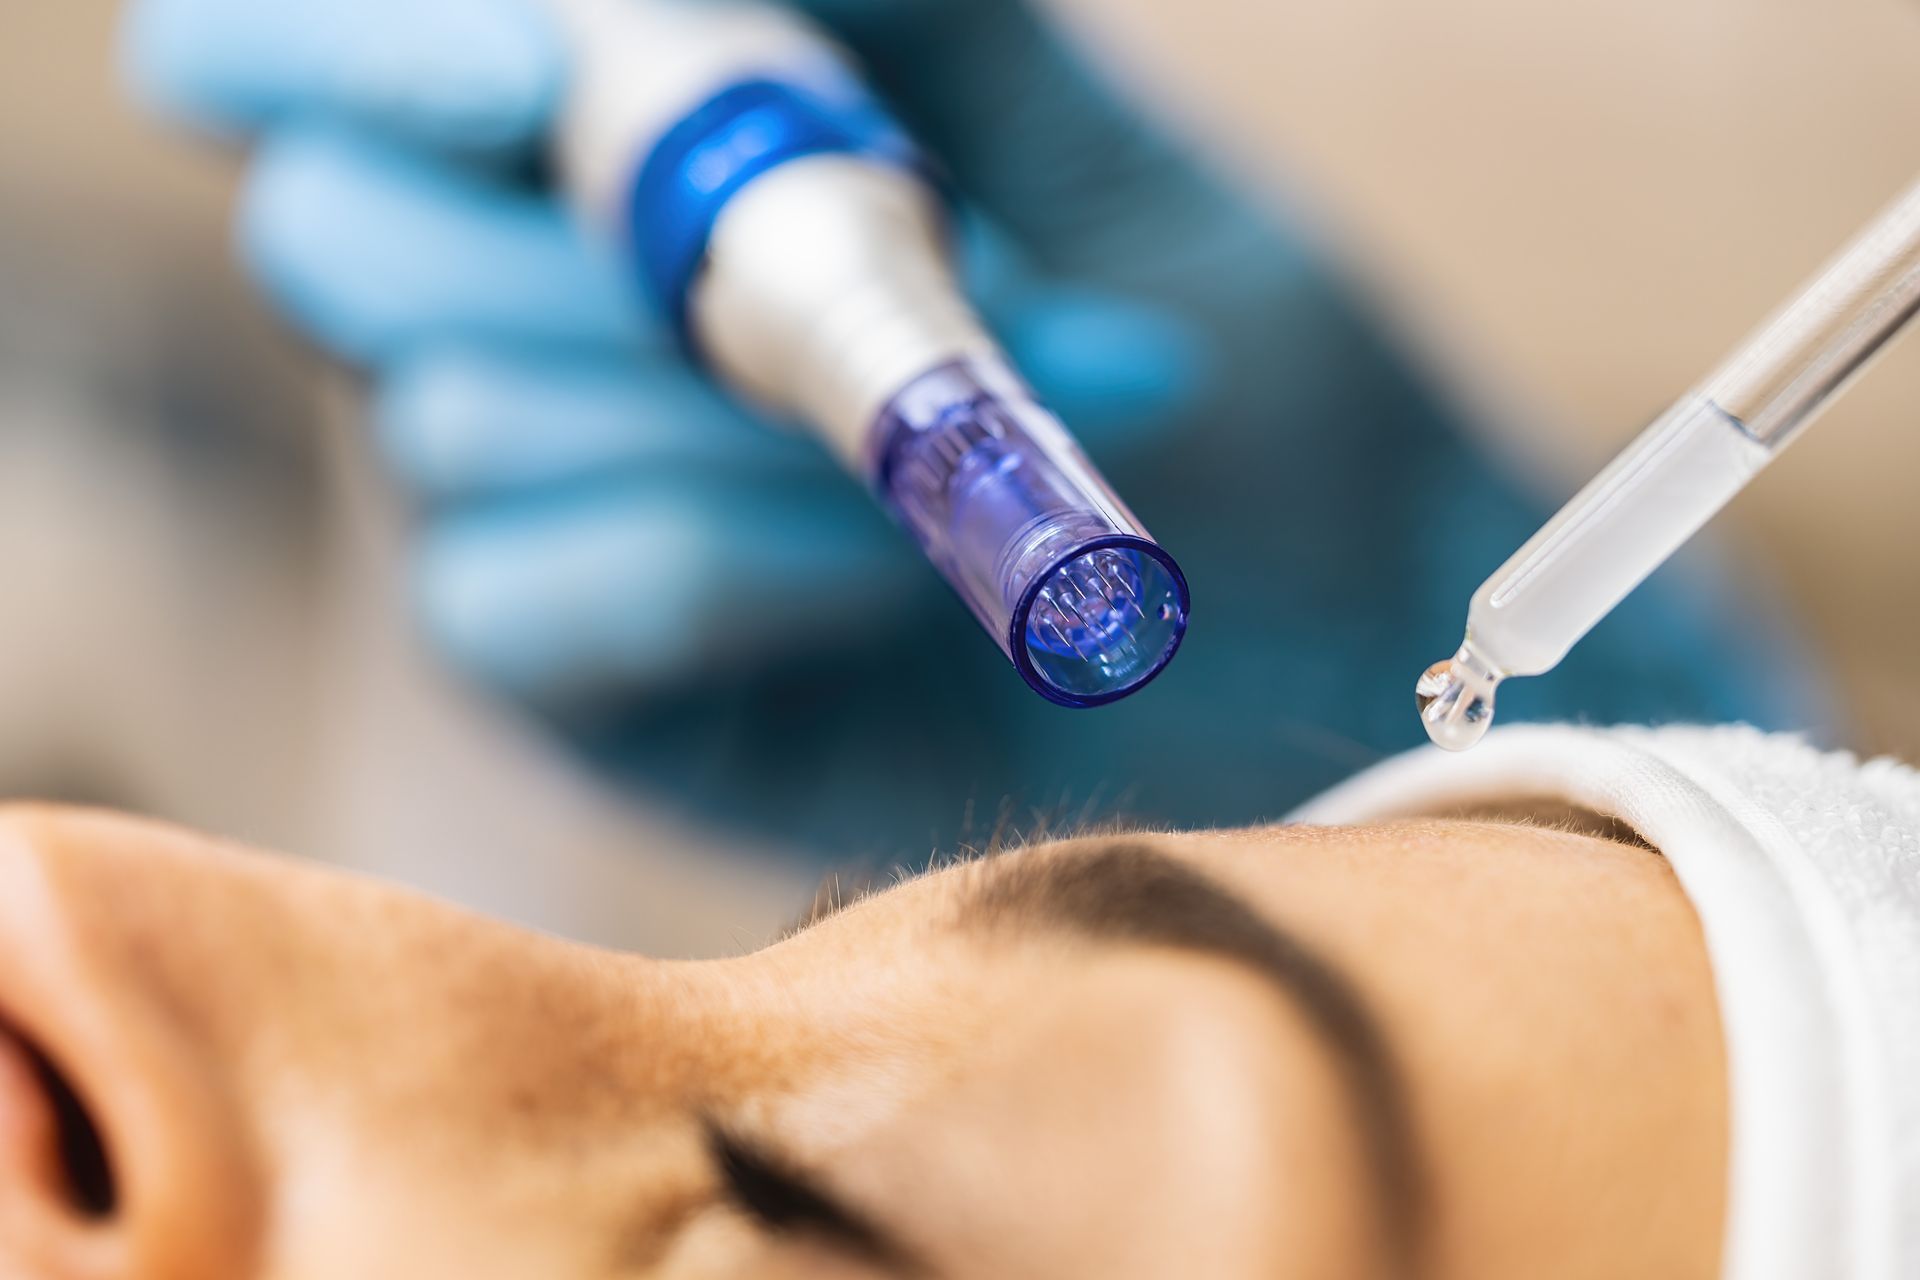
[546,0,1189,707]
[1419,175,1920,750]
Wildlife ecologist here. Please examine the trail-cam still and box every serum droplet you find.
[1415,645,1502,752]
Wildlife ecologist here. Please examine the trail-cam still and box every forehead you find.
[755,835,1396,1126]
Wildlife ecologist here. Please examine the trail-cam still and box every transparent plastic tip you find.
[869,357,1189,707]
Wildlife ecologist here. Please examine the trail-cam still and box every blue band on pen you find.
[626,74,922,345]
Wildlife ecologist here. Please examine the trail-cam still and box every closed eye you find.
[705,1122,922,1274]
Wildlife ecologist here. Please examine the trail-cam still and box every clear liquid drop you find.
[1415,645,1501,751]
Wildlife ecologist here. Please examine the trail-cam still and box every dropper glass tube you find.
[1420,176,1920,749]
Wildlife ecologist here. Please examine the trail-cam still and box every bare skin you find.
[0,806,1726,1279]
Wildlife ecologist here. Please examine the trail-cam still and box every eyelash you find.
[702,1122,916,1273]
[708,1125,849,1235]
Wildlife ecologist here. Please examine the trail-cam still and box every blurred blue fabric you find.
[126,0,1828,858]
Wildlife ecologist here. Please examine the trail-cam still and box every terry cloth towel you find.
[1292,725,1918,1280]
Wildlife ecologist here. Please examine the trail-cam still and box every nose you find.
[0,807,263,1279]
[0,803,713,1280]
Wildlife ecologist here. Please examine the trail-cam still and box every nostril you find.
[1,1017,116,1219]
[25,1041,117,1218]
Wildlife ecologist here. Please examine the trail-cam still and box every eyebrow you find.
[961,841,1427,1270]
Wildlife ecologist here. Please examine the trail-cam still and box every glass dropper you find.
[1420,175,1920,750]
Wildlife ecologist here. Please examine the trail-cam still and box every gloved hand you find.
[125,0,1826,857]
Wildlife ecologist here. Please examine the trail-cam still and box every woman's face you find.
[0,806,1727,1280]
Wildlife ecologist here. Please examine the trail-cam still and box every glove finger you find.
[123,0,563,151]
[956,215,1210,458]
[243,126,649,363]
[374,298,1201,512]
[790,0,1275,284]
[376,346,832,505]
[990,285,1210,462]
[366,212,1208,506]
[416,473,920,705]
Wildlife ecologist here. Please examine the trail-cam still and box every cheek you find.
[651,1209,888,1280]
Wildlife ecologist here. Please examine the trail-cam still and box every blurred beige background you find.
[3,0,1918,951]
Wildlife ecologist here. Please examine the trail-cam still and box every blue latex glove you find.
[126,0,1826,857]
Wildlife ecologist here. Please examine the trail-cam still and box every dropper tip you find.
[1415,645,1501,752]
